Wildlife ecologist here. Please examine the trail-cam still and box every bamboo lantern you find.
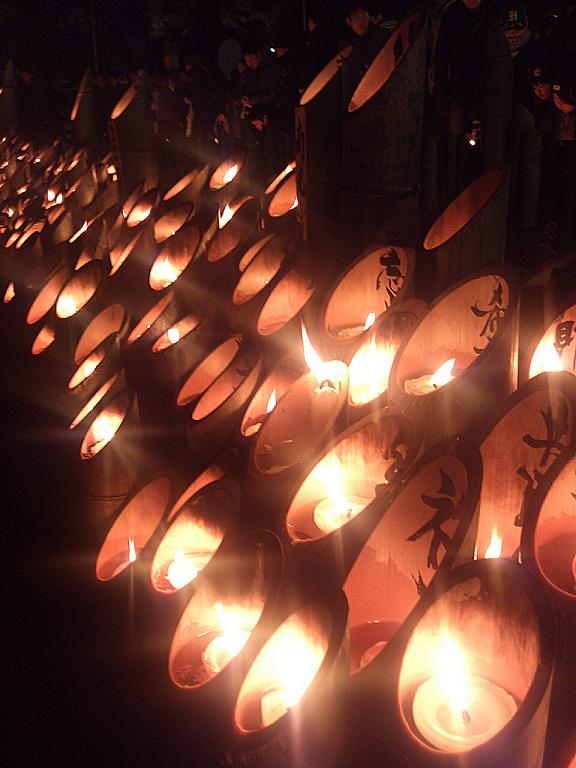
[230,585,348,761]
[388,267,519,446]
[79,386,139,505]
[474,372,576,562]
[296,46,353,247]
[208,152,247,205]
[183,339,263,465]
[521,447,576,607]
[168,529,283,694]
[63,168,98,215]
[42,205,76,248]
[322,436,480,684]
[230,231,295,336]
[239,349,305,441]
[153,202,194,245]
[73,303,130,366]
[148,222,200,291]
[346,299,427,419]
[339,10,427,254]
[524,294,576,384]
[384,560,555,768]
[284,410,422,550]
[95,473,174,581]
[162,166,210,206]
[417,169,510,301]
[261,162,298,227]
[206,196,258,265]
[70,67,96,147]
[248,330,348,482]
[74,217,108,269]
[66,334,123,420]
[68,370,123,432]
[110,81,157,192]
[25,256,71,327]
[54,260,105,324]
[317,243,416,356]
[150,477,241,594]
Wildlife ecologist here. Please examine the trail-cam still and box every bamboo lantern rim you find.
[74,303,128,365]
[110,83,138,121]
[232,232,289,306]
[79,388,135,460]
[31,321,55,356]
[167,450,239,524]
[521,445,576,602]
[264,161,296,196]
[177,335,242,407]
[95,475,173,581]
[26,258,70,325]
[69,373,120,430]
[108,226,143,276]
[121,182,145,220]
[15,221,44,249]
[423,169,504,252]
[209,152,246,191]
[256,263,315,337]
[68,334,117,391]
[127,291,175,346]
[191,350,262,423]
[152,313,203,353]
[396,559,555,759]
[266,171,298,219]
[238,234,276,273]
[126,188,157,228]
[300,45,353,106]
[163,166,207,202]
[149,223,200,290]
[153,202,194,244]
[208,196,256,263]
[348,10,423,113]
[526,294,576,381]
[321,244,416,343]
[70,68,90,122]
[55,260,103,319]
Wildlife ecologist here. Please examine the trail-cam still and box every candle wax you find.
[412,674,517,752]
[260,685,290,727]
[202,629,250,675]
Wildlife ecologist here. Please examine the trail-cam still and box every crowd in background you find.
[8,0,576,247]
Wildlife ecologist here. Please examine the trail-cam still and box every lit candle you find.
[167,326,180,345]
[165,549,201,590]
[403,358,456,396]
[218,203,234,229]
[222,164,239,185]
[313,494,369,534]
[529,341,563,378]
[201,602,251,674]
[412,636,517,752]
[348,314,396,405]
[58,294,79,318]
[484,529,503,559]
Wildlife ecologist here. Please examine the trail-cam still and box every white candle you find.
[412,674,517,752]
[403,358,456,396]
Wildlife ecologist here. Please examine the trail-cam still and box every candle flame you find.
[484,528,503,559]
[128,538,137,563]
[218,203,235,229]
[364,312,376,330]
[107,164,117,175]
[152,257,180,288]
[289,195,298,211]
[430,358,456,388]
[47,188,56,202]
[166,549,199,590]
[202,602,252,673]
[167,326,180,345]
[317,454,350,515]
[436,635,469,719]
[222,164,239,185]
[91,412,117,450]
[301,322,333,385]
[529,341,562,379]
[266,388,277,413]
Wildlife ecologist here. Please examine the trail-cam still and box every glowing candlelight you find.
[403,358,456,396]
[348,313,396,406]
[128,538,137,563]
[289,195,298,210]
[484,529,503,559]
[313,455,370,533]
[3,282,15,303]
[266,388,277,413]
[47,188,56,202]
[166,549,199,590]
[243,388,277,437]
[301,322,343,389]
[218,203,234,229]
[167,326,180,345]
[202,602,251,674]
[58,295,78,318]
[412,635,518,752]
[529,341,563,378]
[222,164,239,185]
[88,412,119,454]
[151,257,180,289]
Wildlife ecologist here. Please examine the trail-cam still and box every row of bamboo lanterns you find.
[1,63,575,768]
